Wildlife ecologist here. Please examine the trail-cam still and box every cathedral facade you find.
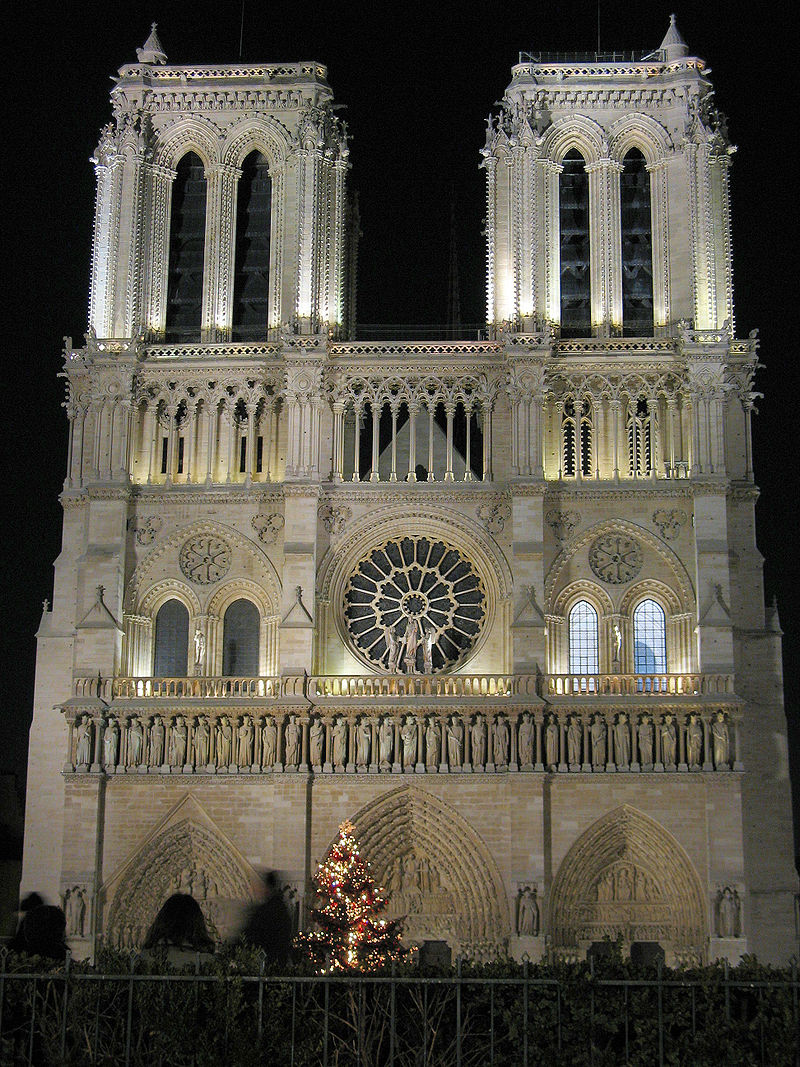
[22,21,797,964]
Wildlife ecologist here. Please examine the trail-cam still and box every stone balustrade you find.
[63,706,742,777]
[543,673,734,696]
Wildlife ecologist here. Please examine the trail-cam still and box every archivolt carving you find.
[618,579,684,617]
[152,116,221,169]
[138,578,202,618]
[538,114,607,164]
[346,786,509,950]
[549,805,706,958]
[222,116,293,168]
[552,580,614,618]
[607,113,673,164]
[545,519,694,614]
[105,817,256,948]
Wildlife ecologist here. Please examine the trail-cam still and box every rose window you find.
[344,537,486,673]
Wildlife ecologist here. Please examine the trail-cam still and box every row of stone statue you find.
[68,708,735,773]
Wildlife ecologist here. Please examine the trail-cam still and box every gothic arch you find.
[618,578,683,617]
[222,117,293,169]
[139,578,202,619]
[553,579,614,618]
[549,805,706,959]
[345,786,510,950]
[540,115,606,165]
[608,114,673,165]
[104,804,259,948]
[153,117,220,170]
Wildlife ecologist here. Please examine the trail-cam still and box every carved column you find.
[204,163,240,341]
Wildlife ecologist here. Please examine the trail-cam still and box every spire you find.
[659,14,689,61]
[766,595,782,634]
[136,23,167,65]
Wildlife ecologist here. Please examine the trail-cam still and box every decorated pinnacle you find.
[136,23,167,66]
[659,14,689,60]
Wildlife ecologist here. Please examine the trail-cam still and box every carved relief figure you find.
[686,714,702,766]
[193,628,206,669]
[545,715,559,767]
[591,716,607,767]
[75,716,92,765]
[357,720,371,766]
[379,718,393,766]
[718,886,740,938]
[615,713,630,767]
[217,716,232,766]
[712,712,729,767]
[638,715,654,765]
[262,717,278,766]
[403,617,420,673]
[425,719,440,765]
[104,718,119,767]
[470,716,485,767]
[194,716,210,767]
[285,716,300,766]
[401,716,418,767]
[493,716,509,766]
[149,716,165,766]
[385,627,399,673]
[310,718,324,766]
[517,886,540,936]
[660,714,676,765]
[237,717,253,766]
[65,887,87,938]
[422,627,434,674]
[518,712,534,765]
[333,717,348,767]
[567,718,581,765]
[128,717,143,766]
[170,716,187,766]
[447,716,463,767]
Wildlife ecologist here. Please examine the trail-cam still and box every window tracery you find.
[620,148,654,336]
[633,598,667,674]
[561,397,593,477]
[627,396,656,476]
[568,600,599,675]
[153,599,189,676]
[559,149,591,337]
[165,153,207,341]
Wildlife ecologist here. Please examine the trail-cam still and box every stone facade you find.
[22,21,797,964]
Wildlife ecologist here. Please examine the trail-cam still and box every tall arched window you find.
[153,599,189,677]
[627,397,655,476]
[232,152,272,340]
[559,149,591,337]
[165,153,207,340]
[621,149,654,336]
[222,599,260,675]
[633,598,667,674]
[561,398,593,477]
[569,600,599,675]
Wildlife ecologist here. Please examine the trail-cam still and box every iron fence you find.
[1,951,798,1066]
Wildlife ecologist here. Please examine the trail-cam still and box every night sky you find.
[3,2,797,861]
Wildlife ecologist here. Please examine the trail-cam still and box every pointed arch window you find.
[627,397,656,476]
[222,598,260,675]
[569,600,599,674]
[153,599,189,677]
[561,397,593,478]
[621,149,654,336]
[232,152,272,340]
[165,153,207,341]
[559,149,591,337]
[633,598,667,674]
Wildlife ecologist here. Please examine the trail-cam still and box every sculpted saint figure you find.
[217,716,232,766]
[237,717,253,766]
[470,716,485,767]
[262,717,278,767]
[357,720,371,766]
[310,719,324,766]
[718,886,738,938]
[385,627,400,673]
[591,716,607,767]
[194,628,206,668]
[149,717,165,766]
[75,716,92,765]
[194,716,210,767]
[711,711,729,767]
[104,718,119,767]
[285,716,300,766]
[401,716,417,767]
[517,886,539,936]
[638,715,654,765]
[545,715,558,767]
[615,713,630,766]
[425,719,440,765]
[379,718,393,766]
[403,617,420,673]
[170,717,187,766]
[518,713,533,766]
[686,714,702,766]
[447,716,463,766]
[567,718,581,765]
[661,714,676,765]
[128,717,143,766]
[493,716,509,766]
[333,717,348,766]
[422,627,434,674]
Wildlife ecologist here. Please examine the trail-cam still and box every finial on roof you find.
[136,23,167,65]
[660,13,689,60]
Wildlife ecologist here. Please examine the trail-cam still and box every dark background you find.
[2,1,797,867]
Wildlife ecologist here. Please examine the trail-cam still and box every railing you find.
[544,673,735,697]
[73,676,283,700]
[304,674,533,698]
[1,955,796,1067]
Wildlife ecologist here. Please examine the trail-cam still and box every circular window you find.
[344,537,486,673]
[588,534,643,585]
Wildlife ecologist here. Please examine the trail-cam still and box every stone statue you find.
[612,622,622,663]
[712,711,729,767]
[615,713,630,766]
[403,617,420,673]
[194,628,206,668]
[718,886,739,937]
[237,717,253,766]
[591,716,607,766]
[379,718,393,766]
[425,718,440,765]
[518,713,533,765]
[422,627,434,674]
[517,886,539,936]
[217,716,232,766]
[356,720,371,766]
[493,716,509,766]
[75,716,92,765]
[333,717,348,766]
[149,716,165,766]
[127,717,143,766]
[104,718,119,767]
[262,717,277,766]
[567,718,581,765]
[638,715,654,765]
[385,627,400,673]
[470,716,485,767]
[194,716,210,766]
[660,714,676,765]
[65,887,86,938]
[401,716,417,767]
[545,715,558,767]
[285,716,300,766]
[170,717,187,766]
[686,714,702,766]
[447,716,463,766]
[310,718,324,766]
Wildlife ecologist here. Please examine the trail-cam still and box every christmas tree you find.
[300,820,405,972]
